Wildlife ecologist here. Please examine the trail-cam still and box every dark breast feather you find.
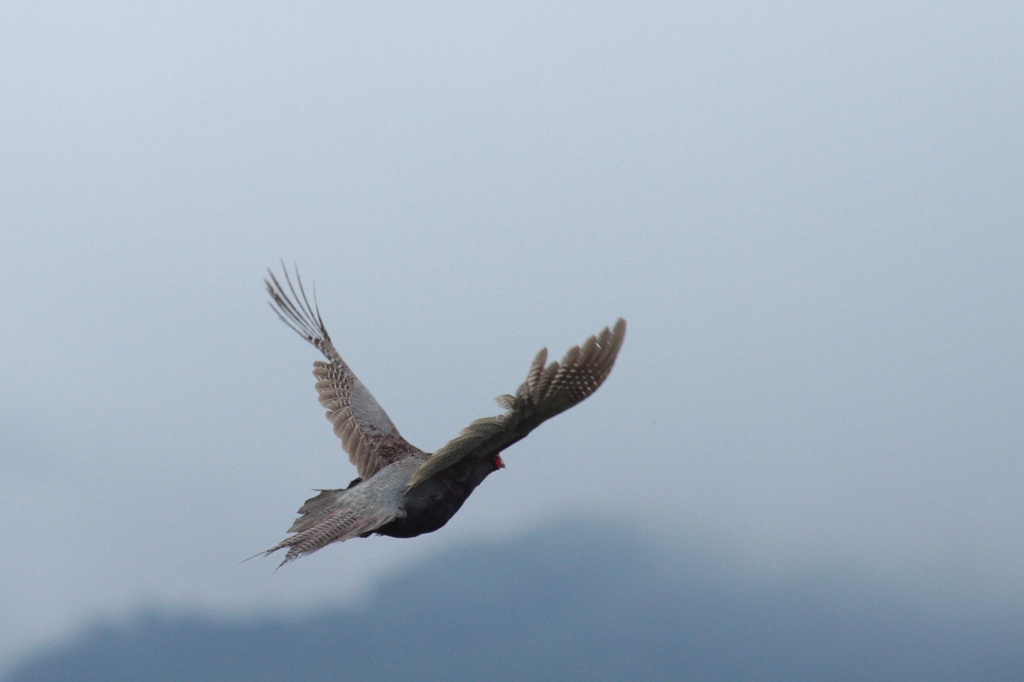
[368,456,503,539]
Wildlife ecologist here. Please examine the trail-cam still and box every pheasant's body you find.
[372,453,504,538]
[259,266,626,567]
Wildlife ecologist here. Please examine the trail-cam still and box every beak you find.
[494,454,506,469]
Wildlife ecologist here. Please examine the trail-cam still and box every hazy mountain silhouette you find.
[7,520,1023,681]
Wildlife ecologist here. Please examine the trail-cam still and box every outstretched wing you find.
[266,265,423,479]
[406,318,626,490]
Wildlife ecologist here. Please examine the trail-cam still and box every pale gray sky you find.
[1,1,1022,670]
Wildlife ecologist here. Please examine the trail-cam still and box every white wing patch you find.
[351,380,399,438]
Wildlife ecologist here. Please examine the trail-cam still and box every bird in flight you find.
[258,265,626,567]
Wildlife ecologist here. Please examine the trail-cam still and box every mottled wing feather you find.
[312,361,420,478]
[406,318,626,490]
[266,265,422,479]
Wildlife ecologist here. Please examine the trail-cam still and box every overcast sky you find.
[1,0,1022,670]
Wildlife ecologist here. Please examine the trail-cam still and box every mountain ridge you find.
[8,519,1023,681]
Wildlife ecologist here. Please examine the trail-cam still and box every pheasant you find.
[259,265,626,567]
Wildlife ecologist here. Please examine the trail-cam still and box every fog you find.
[1,1,1021,670]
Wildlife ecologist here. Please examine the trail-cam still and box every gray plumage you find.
[260,265,626,566]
